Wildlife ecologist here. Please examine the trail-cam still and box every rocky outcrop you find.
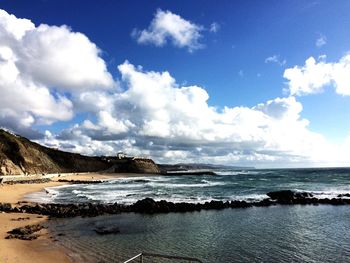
[266,190,313,203]
[4,178,52,185]
[6,224,45,240]
[2,190,350,218]
[94,226,120,235]
[57,179,104,184]
[112,158,161,174]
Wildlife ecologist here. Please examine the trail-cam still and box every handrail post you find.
[140,253,143,263]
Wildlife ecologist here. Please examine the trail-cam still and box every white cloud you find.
[316,34,327,47]
[132,9,204,52]
[0,9,114,137]
[284,54,350,96]
[19,24,114,91]
[265,55,286,66]
[46,61,347,166]
[2,9,350,167]
[209,22,220,33]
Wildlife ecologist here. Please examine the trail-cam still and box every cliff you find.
[110,158,161,174]
[0,129,160,175]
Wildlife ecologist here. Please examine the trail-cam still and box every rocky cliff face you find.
[0,129,160,175]
[112,158,161,174]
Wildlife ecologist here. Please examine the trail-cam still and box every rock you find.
[4,179,51,185]
[254,199,274,207]
[57,179,104,184]
[203,200,226,210]
[94,226,120,235]
[133,198,158,213]
[266,190,313,203]
[230,200,252,208]
[266,190,295,200]
[11,217,30,221]
[6,224,45,240]
[6,234,40,240]
[0,203,12,212]
[337,193,350,198]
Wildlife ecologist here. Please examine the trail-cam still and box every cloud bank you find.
[1,8,350,167]
[50,61,342,166]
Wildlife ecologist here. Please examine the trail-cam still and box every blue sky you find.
[1,0,350,167]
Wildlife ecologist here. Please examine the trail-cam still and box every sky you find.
[0,0,350,168]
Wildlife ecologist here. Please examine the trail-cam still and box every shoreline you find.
[0,172,141,263]
[2,173,350,262]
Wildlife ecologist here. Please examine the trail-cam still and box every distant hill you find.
[0,129,160,175]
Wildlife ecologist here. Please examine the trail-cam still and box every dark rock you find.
[230,200,252,208]
[94,226,120,235]
[57,179,104,184]
[337,193,350,198]
[266,190,294,200]
[5,179,51,185]
[0,203,12,211]
[133,198,158,213]
[254,199,274,207]
[6,224,45,240]
[11,217,30,221]
[266,190,313,203]
[6,234,40,240]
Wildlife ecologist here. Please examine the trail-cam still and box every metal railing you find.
[123,252,203,263]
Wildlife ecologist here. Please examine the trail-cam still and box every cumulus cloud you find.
[0,9,114,138]
[132,9,204,52]
[265,55,286,66]
[45,61,343,166]
[316,34,327,47]
[2,9,350,167]
[284,54,350,96]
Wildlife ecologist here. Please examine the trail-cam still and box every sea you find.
[28,168,350,262]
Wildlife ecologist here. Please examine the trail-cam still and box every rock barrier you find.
[1,190,350,218]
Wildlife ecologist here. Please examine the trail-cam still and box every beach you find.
[0,173,140,263]
[2,169,350,262]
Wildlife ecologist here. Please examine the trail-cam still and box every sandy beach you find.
[0,172,140,263]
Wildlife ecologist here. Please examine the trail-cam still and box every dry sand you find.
[0,213,72,263]
[0,172,142,263]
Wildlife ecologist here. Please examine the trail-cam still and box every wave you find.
[215,170,268,176]
[145,181,226,188]
[25,170,350,205]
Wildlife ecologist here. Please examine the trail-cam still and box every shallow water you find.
[50,205,350,263]
[39,168,350,262]
[28,168,350,204]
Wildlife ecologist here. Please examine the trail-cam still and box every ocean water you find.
[28,167,350,204]
[50,206,350,262]
[32,168,350,262]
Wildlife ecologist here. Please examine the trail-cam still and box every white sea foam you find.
[25,188,57,203]
[231,194,268,201]
[25,169,350,205]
